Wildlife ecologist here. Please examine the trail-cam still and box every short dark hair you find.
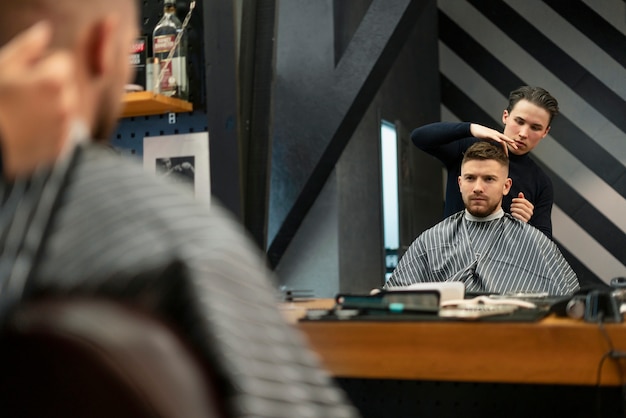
[462,141,509,170]
[507,86,559,125]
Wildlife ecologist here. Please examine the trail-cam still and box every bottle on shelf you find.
[152,0,189,100]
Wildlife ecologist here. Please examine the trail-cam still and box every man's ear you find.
[457,175,462,191]
[542,125,551,139]
[85,17,118,78]
[501,109,509,125]
[503,177,512,196]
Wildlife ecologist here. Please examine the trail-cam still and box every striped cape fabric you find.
[0,144,359,418]
[386,211,580,296]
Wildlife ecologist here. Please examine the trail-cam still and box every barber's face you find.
[502,99,551,156]
[458,159,512,217]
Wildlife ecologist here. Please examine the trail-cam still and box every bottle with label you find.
[152,0,188,99]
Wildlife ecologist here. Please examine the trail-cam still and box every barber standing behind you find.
[412,86,558,239]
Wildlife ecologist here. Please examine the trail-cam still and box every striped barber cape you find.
[0,143,358,418]
[386,210,579,296]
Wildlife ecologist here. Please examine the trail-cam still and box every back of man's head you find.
[0,0,137,48]
[0,0,139,142]
[462,141,509,171]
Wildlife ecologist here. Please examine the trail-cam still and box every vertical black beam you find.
[333,0,373,65]
[267,0,427,268]
[240,0,277,250]
[202,0,243,219]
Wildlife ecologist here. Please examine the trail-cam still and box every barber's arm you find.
[468,123,518,155]
[411,121,517,163]
[527,183,554,239]
[0,22,77,179]
[410,122,475,163]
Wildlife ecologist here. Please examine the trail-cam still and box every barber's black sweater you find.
[412,122,553,239]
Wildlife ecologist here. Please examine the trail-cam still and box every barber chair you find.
[0,298,224,418]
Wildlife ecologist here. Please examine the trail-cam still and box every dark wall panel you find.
[273,0,440,295]
[267,0,430,270]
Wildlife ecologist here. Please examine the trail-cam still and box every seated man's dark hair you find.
[462,141,509,168]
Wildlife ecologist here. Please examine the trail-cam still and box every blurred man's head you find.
[0,0,139,141]
[458,142,512,218]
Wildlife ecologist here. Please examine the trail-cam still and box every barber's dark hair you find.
[462,141,509,169]
[507,86,559,125]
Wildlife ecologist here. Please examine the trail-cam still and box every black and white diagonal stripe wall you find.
[437,0,626,285]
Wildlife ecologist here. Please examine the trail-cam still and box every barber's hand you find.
[510,192,534,223]
[469,123,518,156]
[0,21,77,179]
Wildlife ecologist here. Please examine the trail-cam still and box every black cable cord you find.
[598,314,626,362]
[596,314,611,383]
[595,313,626,417]
[596,314,610,417]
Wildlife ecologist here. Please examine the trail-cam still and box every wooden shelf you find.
[122,91,193,118]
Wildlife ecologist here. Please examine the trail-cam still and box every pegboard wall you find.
[112,0,208,158]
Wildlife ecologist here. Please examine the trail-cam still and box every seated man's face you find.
[458,159,512,217]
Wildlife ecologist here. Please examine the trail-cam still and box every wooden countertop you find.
[288,299,626,386]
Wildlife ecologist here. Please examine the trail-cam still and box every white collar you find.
[464,208,505,222]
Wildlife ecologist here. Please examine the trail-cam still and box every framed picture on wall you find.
[143,132,211,202]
